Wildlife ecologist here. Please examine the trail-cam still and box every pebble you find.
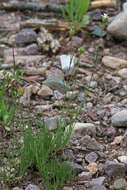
[112,110,127,127]
[91,184,107,190]
[118,155,127,163]
[87,162,99,175]
[64,161,83,174]
[90,176,106,186]
[35,104,53,113]
[15,29,37,45]
[113,178,127,189]
[118,68,127,79]
[85,152,98,163]
[62,186,73,190]
[103,160,126,177]
[37,85,53,98]
[78,171,92,181]
[43,78,67,93]
[107,11,127,40]
[123,85,127,91]
[102,56,127,69]
[25,184,40,190]
[44,116,60,131]
[68,122,96,138]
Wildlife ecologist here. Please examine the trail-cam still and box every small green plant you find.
[18,120,74,190]
[62,0,90,31]
[0,68,24,131]
[0,81,15,131]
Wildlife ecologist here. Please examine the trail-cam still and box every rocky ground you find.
[1,0,127,190]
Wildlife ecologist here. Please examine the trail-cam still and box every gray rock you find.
[119,90,126,97]
[105,126,116,137]
[78,171,92,181]
[64,161,83,174]
[123,2,127,11]
[113,178,127,189]
[112,110,127,127]
[85,152,98,163]
[91,184,107,190]
[44,116,60,131]
[46,68,64,81]
[25,184,40,190]
[102,56,127,69]
[90,176,106,186]
[110,107,121,116]
[37,85,53,98]
[71,36,83,48]
[35,105,53,113]
[16,29,37,45]
[43,78,68,93]
[103,160,126,177]
[69,122,96,138]
[12,188,23,190]
[118,68,127,79]
[107,11,127,40]
[62,149,75,160]
[123,85,127,91]
[54,90,64,100]
[25,43,39,55]
[87,138,104,151]
[118,155,127,163]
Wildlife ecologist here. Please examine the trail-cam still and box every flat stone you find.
[69,122,96,138]
[78,171,92,181]
[107,11,127,40]
[87,162,99,175]
[4,55,45,66]
[118,68,127,79]
[25,184,40,190]
[102,56,127,69]
[112,110,127,127]
[43,78,68,93]
[15,29,37,45]
[12,188,23,190]
[62,186,73,190]
[118,156,127,163]
[35,105,53,113]
[0,13,21,31]
[87,138,104,151]
[113,178,127,189]
[90,176,106,186]
[85,152,98,163]
[91,184,107,190]
[37,85,53,98]
[44,116,60,131]
[64,161,83,174]
[46,68,64,81]
[103,160,126,177]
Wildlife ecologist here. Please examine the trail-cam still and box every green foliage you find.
[0,68,24,131]
[62,0,90,31]
[18,121,74,190]
[0,81,15,131]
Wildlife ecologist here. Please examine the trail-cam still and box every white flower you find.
[102,13,109,19]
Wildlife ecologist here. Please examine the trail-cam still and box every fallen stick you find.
[89,0,117,10]
[0,0,118,13]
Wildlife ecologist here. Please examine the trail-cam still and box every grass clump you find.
[19,120,74,190]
